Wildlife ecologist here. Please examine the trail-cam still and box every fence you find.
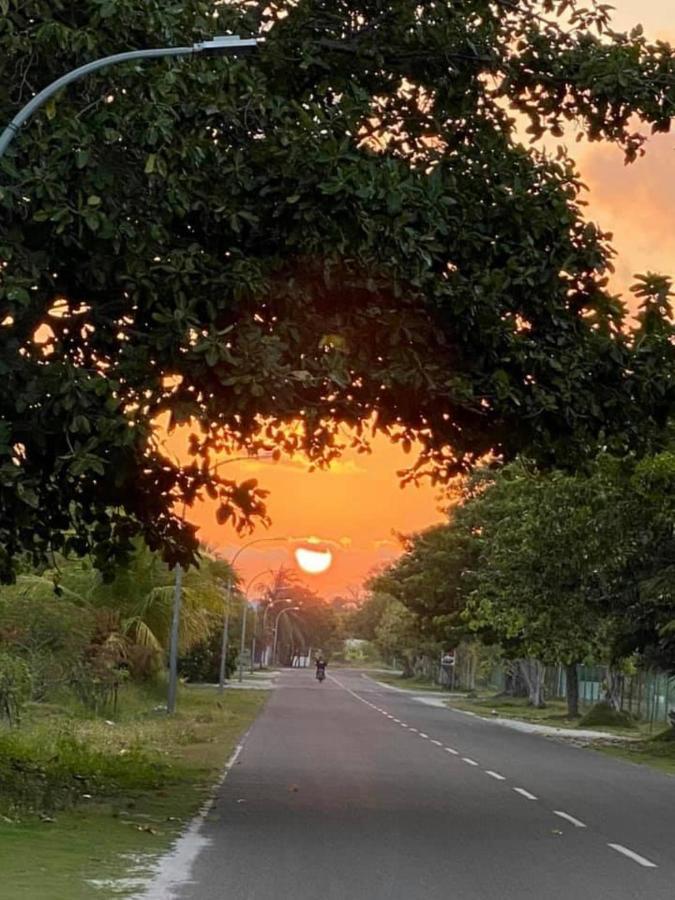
[543,664,675,729]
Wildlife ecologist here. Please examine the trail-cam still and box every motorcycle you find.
[316,668,326,682]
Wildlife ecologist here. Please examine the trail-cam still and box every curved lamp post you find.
[227,536,290,683]
[272,606,300,667]
[0,36,258,163]
[260,596,293,669]
[241,568,273,677]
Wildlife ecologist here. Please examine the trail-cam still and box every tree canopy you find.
[1,0,674,579]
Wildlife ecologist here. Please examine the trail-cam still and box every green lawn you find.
[446,694,657,738]
[597,731,675,776]
[0,685,268,900]
[372,672,450,693]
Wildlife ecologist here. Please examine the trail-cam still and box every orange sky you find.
[185,1,675,596]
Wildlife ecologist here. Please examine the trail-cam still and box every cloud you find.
[578,133,675,308]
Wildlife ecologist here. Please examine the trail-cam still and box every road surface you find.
[171,669,675,899]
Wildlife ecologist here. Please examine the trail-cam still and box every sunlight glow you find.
[294,546,333,575]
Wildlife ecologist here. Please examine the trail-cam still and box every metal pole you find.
[238,599,248,683]
[272,607,297,666]
[167,563,183,714]
[0,37,257,163]
[250,604,258,674]
[218,577,231,693]
[272,616,280,667]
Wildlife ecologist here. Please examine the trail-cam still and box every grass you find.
[0,683,268,899]
[443,693,655,737]
[597,728,675,776]
[372,672,450,693]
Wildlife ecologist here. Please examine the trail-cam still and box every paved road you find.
[173,669,675,899]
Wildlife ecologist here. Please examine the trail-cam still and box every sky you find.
[185,1,675,597]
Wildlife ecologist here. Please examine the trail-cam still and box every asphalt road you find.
[173,669,675,900]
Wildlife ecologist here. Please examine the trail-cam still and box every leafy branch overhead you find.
[0,0,674,579]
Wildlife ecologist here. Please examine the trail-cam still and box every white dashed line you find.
[419,732,429,739]
[431,739,443,746]
[513,788,537,801]
[409,727,419,733]
[393,719,401,723]
[462,757,479,766]
[445,747,459,755]
[485,770,506,781]
[553,811,586,828]
[400,723,408,728]
[607,844,657,869]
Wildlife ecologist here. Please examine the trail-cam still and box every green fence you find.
[545,664,675,729]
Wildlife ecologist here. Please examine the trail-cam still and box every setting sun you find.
[294,546,334,575]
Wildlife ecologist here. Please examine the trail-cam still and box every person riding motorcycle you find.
[315,656,327,681]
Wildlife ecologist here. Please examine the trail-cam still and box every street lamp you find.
[240,568,273,679]
[227,536,290,683]
[272,606,300,667]
[0,35,259,162]
[168,452,270,713]
[260,596,294,669]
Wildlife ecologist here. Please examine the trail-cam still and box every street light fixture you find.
[168,451,270,713]
[272,606,300,667]
[260,597,294,669]
[0,35,259,162]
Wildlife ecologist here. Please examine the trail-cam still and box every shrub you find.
[179,628,237,683]
[579,702,637,729]
[0,731,174,814]
[0,652,32,725]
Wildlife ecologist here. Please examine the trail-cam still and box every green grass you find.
[446,693,654,736]
[597,728,675,776]
[372,672,451,693]
[0,684,268,899]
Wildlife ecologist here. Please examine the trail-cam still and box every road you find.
[170,669,675,900]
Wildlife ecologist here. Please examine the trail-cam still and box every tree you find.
[1,1,674,580]
[370,523,474,648]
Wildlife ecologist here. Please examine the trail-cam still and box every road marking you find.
[445,747,459,755]
[419,732,429,739]
[513,787,537,800]
[485,770,506,781]
[400,723,408,728]
[553,811,586,828]
[409,727,418,733]
[431,739,443,746]
[462,757,479,766]
[607,844,657,869]
[393,718,400,723]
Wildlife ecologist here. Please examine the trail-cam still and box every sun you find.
[294,546,333,575]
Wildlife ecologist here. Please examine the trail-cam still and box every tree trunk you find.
[604,668,622,711]
[401,654,414,678]
[520,658,546,708]
[498,661,529,698]
[565,663,580,718]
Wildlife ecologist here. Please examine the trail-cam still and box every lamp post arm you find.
[0,36,257,161]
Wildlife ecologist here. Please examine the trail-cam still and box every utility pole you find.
[218,577,231,693]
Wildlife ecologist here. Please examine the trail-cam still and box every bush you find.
[0,731,174,814]
[0,652,32,725]
[579,702,637,729]
[179,628,238,683]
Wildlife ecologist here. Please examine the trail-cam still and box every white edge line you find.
[607,844,658,868]
[513,787,538,800]
[139,732,251,898]
[553,810,586,828]
[485,770,506,781]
